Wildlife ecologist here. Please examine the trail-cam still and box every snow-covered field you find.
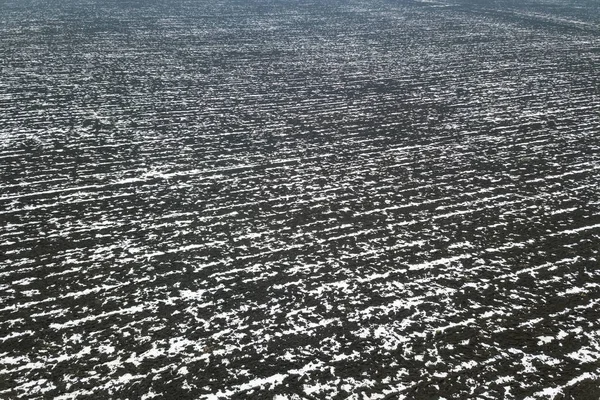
[1,0,599,398]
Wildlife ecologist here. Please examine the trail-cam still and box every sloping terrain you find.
[1,0,599,399]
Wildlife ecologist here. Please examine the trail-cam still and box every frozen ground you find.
[1,0,599,398]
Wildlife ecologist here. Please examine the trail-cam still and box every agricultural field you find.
[1,0,599,398]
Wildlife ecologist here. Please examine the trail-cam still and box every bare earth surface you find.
[1,0,599,399]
